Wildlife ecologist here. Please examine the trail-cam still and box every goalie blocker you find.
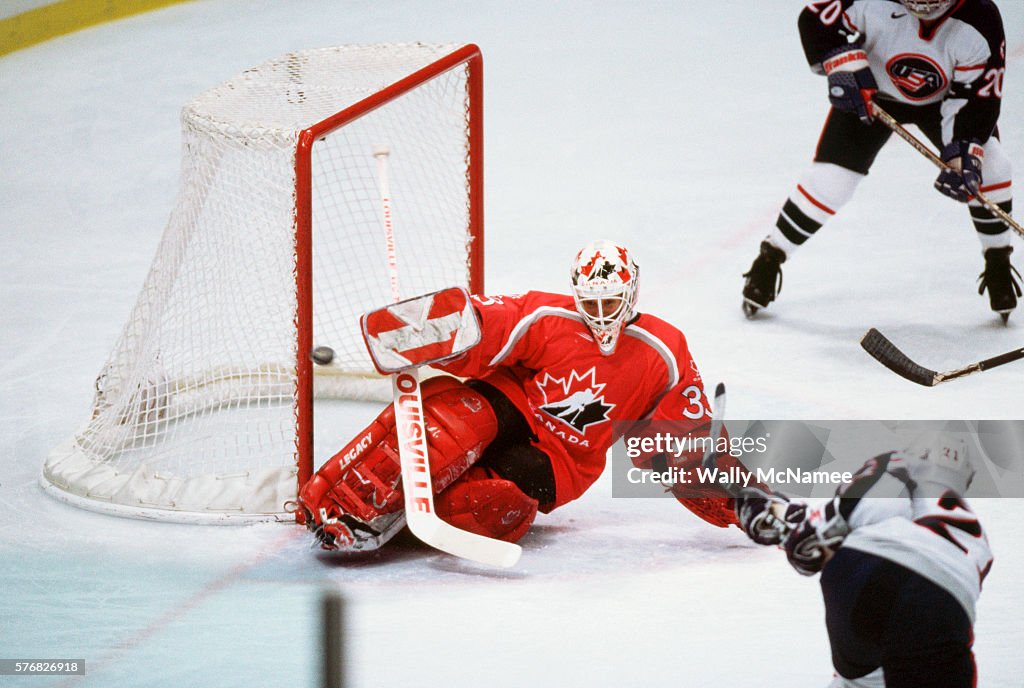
[360,286,480,374]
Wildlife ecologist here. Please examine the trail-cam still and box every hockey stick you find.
[699,383,728,477]
[698,383,765,498]
[860,327,1024,386]
[871,103,1023,239]
[374,145,521,568]
[698,383,792,538]
[698,382,757,500]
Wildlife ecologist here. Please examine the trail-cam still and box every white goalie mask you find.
[570,240,639,356]
[899,0,956,19]
[896,432,975,496]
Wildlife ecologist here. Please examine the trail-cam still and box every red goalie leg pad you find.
[297,376,499,529]
[435,467,539,543]
[297,413,398,533]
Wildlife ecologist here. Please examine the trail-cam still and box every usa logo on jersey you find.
[885,54,947,100]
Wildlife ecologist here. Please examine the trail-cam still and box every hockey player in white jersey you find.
[735,432,993,687]
[742,0,1020,322]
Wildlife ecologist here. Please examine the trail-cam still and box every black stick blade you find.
[860,328,938,387]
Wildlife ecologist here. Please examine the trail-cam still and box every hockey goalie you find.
[297,240,750,552]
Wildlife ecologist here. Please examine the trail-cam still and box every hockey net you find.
[42,44,483,523]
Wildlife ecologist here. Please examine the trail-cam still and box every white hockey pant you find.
[769,137,1014,257]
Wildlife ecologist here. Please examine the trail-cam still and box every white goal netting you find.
[42,44,482,522]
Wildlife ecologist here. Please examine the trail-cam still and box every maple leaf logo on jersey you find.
[535,367,614,433]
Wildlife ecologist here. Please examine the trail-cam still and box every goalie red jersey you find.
[438,290,712,509]
[298,240,735,553]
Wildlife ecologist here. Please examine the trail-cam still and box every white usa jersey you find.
[800,0,1006,141]
[820,452,994,621]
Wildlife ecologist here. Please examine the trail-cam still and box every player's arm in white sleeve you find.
[781,452,913,575]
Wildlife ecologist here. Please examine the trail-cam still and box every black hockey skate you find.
[742,241,786,318]
[977,246,1022,324]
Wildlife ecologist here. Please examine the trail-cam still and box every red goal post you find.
[42,44,484,524]
[294,43,485,498]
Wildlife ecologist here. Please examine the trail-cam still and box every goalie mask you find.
[897,432,975,496]
[570,240,639,356]
[898,0,956,19]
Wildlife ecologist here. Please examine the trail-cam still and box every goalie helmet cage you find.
[41,43,484,524]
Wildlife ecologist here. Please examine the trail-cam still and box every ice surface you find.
[1,1,1022,686]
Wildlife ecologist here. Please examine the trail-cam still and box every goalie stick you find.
[698,382,763,501]
[699,383,729,483]
[699,383,793,538]
[373,144,521,568]
[871,103,1023,239]
[860,327,1024,387]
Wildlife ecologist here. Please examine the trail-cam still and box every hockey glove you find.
[823,47,877,125]
[782,507,848,576]
[935,139,985,202]
[735,487,805,546]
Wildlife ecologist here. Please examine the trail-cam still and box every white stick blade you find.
[407,513,522,568]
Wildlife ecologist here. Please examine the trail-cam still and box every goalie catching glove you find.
[629,420,750,529]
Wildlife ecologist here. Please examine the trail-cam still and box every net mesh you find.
[42,44,478,521]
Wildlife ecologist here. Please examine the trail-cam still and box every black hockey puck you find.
[311,346,335,365]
